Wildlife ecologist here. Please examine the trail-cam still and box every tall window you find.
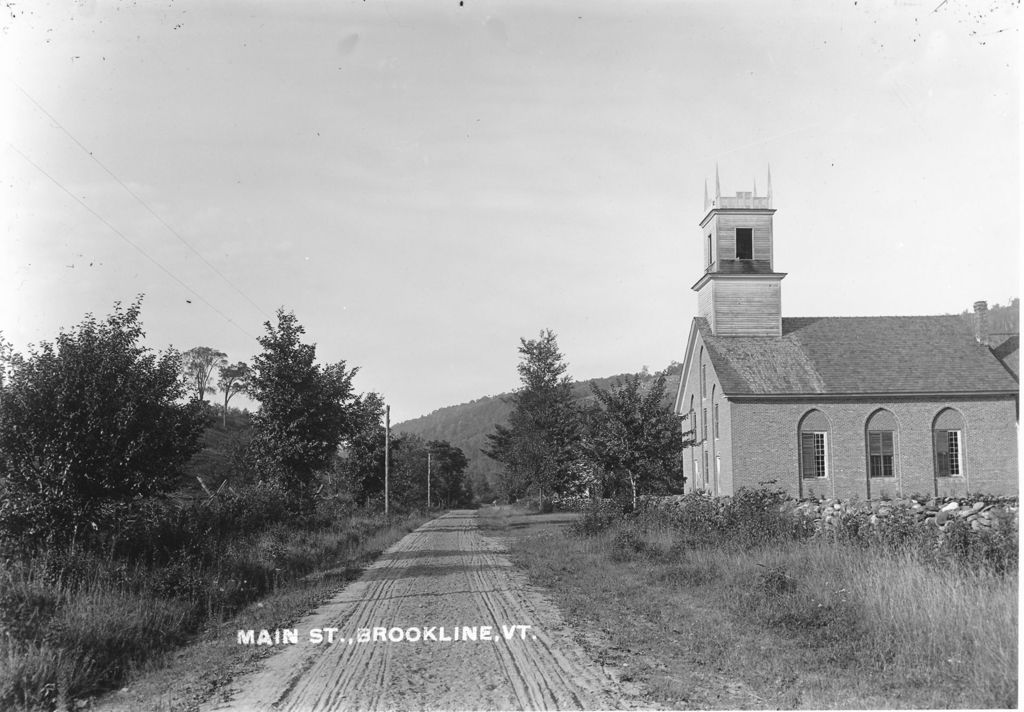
[933,408,966,478]
[706,234,713,268]
[702,408,707,441]
[868,431,895,478]
[703,451,709,487]
[713,402,719,439]
[866,409,899,480]
[934,431,962,476]
[799,409,831,481]
[736,227,753,260]
[701,363,707,398]
[800,432,828,478]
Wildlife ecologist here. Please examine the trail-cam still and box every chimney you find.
[973,300,990,346]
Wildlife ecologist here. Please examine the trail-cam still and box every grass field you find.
[480,505,1018,709]
[1,511,430,711]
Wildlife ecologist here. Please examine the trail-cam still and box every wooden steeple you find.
[694,167,786,337]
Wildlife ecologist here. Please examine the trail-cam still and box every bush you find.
[609,525,649,561]
[569,499,625,536]
[0,299,205,552]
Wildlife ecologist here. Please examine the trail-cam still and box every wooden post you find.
[427,450,431,509]
[384,404,390,517]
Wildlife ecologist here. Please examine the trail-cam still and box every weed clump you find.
[569,499,625,536]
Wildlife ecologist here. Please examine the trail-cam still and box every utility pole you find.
[384,404,390,517]
[427,450,431,509]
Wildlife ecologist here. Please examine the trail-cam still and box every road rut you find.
[206,510,624,711]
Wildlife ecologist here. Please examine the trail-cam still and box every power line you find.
[8,143,261,343]
[8,78,271,320]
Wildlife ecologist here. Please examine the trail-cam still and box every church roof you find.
[697,316,1019,397]
[991,334,1019,380]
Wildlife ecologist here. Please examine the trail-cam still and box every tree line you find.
[0,298,470,552]
[484,330,690,509]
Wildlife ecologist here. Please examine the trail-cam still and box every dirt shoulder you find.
[200,510,630,711]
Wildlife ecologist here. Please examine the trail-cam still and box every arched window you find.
[933,408,966,478]
[712,385,719,439]
[866,409,899,479]
[798,409,830,479]
[689,396,698,487]
[688,396,696,442]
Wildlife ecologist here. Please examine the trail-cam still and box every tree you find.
[247,309,359,504]
[183,346,227,402]
[217,361,251,428]
[335,391,388,504]
[582,372,685,509]
[426,439,471,508]
[0,299,205,549]
[484,330,580,504]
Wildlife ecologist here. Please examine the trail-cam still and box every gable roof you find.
[697,316,1019,397]
[991,334,1019,380]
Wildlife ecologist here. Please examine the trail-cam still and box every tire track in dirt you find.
[205,511,624,711]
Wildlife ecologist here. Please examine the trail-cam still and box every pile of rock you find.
[642,492,1018,537]
[787,495,1017,533]
[903,498,1016,531]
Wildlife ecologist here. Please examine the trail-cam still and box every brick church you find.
[673,171,1019,499]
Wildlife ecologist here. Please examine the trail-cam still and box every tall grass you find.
[680,542,1018,707]
[555,492,1018,708]
[0,507,428,711]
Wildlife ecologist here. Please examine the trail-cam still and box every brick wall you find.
[728,397,1018,498]
[678,330,734,495]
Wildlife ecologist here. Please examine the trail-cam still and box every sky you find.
[1,0,1019,423]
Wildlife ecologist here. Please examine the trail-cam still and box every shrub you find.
[0,299,205,552]
[609,527,647,561]
[569,499,624,536]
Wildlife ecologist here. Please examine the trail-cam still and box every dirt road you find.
[205,510,625,711]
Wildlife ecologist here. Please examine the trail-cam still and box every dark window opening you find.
[736,228,753,260]
[868,430,895,478]
[706,234,713,267]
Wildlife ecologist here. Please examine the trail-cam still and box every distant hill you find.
[394,363,683,500]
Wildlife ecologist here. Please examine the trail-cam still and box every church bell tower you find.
[693,167,786,337]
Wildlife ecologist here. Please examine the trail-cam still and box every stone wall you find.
[788,495,1019,533]
[644,492,1019,537]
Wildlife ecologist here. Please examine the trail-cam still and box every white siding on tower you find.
[712,279,782,336]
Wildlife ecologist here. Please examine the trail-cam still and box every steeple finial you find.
[714,164,721,202]
[767,163,773,205]
[703,179,709,210]
[753,177,758,197]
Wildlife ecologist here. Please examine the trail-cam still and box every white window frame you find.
[801,431,829,479]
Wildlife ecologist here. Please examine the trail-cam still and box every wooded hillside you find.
[394,363,683,500]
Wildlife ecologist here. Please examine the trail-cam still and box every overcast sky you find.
[1,0,1019,422]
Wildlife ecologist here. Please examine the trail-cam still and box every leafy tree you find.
[247,309,359,505]
[183,346,228,402]
[387,433,429,511]
[0,299,205,549]
[217,361,250,429]
[582,372,685,509]
[484,330,580,503]
[0,333,12,392]
[335,391,388,504]
[426,439,470,508]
